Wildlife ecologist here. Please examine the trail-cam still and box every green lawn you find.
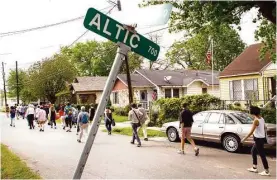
[113,114,128,122]
[102,127,166,137]
[1,144,41,179]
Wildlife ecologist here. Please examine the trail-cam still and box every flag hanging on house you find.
[206,41,212,65]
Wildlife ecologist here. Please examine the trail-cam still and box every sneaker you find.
[42,129,44,132]
[195,148,200,156]
[13,125,15,127]
[66,130,69,132]
[76,133,79,135]
[144,138,148,141]
[259,170,270,176]
[247,167,258,173]
[77,139,81,143]
[40,129,42,132]
[130,142,135,144]
[63,127,65,130]
[10,124,12,127]
[51,126,53,128]
[177,150,185,154]
[137,144,141,147]
[54,127,57,129]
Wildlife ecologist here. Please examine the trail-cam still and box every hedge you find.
[152,94,221,126]
[261,108,276,124]
[112,105,130,116]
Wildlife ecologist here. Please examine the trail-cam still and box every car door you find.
[191,112,209,140]
[202,112,225,143]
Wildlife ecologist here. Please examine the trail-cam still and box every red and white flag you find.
[206,42,212,65]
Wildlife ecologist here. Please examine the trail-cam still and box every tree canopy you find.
[142,0,276,62]
[167,24,245,71]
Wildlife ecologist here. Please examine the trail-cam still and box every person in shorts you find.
[37,106,47,132]
[178,103,199,156]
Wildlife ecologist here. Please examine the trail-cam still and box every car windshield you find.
[230,112,254,124]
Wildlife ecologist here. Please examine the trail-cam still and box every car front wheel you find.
[167,127,179,142]
[222,134,240,153]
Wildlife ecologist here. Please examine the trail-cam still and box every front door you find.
[140,90,148,109]
[270,77,276,97]
[202,112,225,142]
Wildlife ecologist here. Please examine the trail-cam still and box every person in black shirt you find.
[178,103,199,156]
[89,105,95,123]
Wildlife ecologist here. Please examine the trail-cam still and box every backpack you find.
[81,113,88,124]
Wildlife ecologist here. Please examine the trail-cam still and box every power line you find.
[0,6,112,38]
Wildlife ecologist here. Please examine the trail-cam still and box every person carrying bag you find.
[128,103,143,147]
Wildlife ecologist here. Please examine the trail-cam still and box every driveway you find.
[1,114,276,179]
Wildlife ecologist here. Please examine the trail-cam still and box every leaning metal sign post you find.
[73,7,160,179]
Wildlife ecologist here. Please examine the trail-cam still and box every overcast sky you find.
[0,0,260,88]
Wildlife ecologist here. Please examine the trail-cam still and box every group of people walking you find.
[6,101,271,176]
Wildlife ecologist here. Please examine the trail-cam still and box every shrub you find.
[261,108,276,124]
[112,105,130,116]
[153,94,221,126]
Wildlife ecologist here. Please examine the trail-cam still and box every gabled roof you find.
[117,74,154,87]
[135,69,219,86]
[71,76,108,92]
[220,43,272,77]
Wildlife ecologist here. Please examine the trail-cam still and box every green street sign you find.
[83,8,160,61]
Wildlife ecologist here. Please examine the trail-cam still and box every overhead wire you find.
[0,6,112,37]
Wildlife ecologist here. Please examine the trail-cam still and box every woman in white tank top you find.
[241,106,270,176]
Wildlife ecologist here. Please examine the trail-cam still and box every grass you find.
[113,114,128,122]
[102,127,166,137]
[1,144,41,179]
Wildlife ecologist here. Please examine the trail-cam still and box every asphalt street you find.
[1,114,276,179]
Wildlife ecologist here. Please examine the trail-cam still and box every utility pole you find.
[114,0,133,104]
[16,61,19,105]
[2,62,7,106]
[124,55,133,103]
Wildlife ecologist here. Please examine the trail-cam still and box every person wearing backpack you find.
[89,105,95,123]
[64,103,73,132]
[10,106,16,127]
[77,106,89,143]
[49,105,57,129]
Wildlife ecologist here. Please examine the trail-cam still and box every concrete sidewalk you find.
[115,121,161,131]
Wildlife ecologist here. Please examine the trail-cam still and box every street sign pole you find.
[73,43,130,179]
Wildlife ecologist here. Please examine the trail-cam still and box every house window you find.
[113,92,119,104]
[244,79,258,100]
[173,89,179,98]
[230,80,242,100]
[165,89,171,98]
[202,88,207,94]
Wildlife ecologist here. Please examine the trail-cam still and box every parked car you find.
[161,110,276,153]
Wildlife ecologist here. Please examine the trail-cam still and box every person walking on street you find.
[178,103,199,156]
[104,107,113,135]
[50,105,57,129]
[138,104,149,141]
[21,105,26,119]
[16,104,20,120]
[26,104,35,129]
[64,103,73,132]
[77,106,89,143]
[89,105,95,123]
[58,105,66,130]
[37,106,47,132]
[10,106,16,127]
[241,106,270,176]
[129,103,143,147]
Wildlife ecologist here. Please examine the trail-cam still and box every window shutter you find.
[229,81,234,100]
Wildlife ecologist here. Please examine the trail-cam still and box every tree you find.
[61,40,143,76]
[26,55,77,103]
[166,24,245,71]
[142,1,276,62]
[7,69,27,97]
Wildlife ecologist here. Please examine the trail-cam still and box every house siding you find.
[207,86,220,97]
[187,81,203,95]
[113,79,128,91]
[220,75,263,101]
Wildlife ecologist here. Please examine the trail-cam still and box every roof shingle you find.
[72,76,108,92]
[220,43,271,77]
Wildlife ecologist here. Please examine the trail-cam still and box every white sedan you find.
[161,110,276,153]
